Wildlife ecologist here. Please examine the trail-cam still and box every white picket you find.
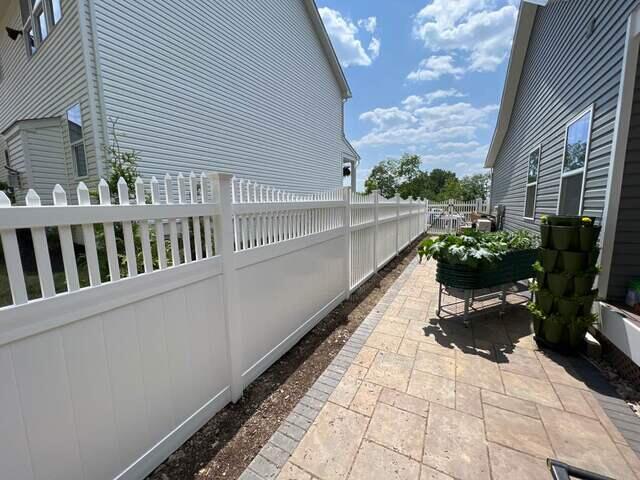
[164,174,180,267]
[150,176,167,269]
[77,182,101,286]
[177,173,192,263]
[98,179,120,282]
[200,173,213,257]
[0,191,28,304]
[25,190,56,298]
[189,172,203,261]
[117,178,138,278]
[135,177,153,273]
[52,185,79,292]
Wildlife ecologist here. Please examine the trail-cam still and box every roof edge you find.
[342,135,360,161]
[303,0,352,99]
[484,2,538,168]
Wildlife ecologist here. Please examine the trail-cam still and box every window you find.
[557,108,592,216]
[67,104,88,177]
[523,146,540,219]
[20,0,62,56]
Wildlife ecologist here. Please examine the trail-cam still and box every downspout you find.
[77,0,105,179]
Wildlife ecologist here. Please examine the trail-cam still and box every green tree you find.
[459,173,491,201]
[364,159,398,197]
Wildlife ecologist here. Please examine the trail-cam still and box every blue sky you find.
[318,0,520,190]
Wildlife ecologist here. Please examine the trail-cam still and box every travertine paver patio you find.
[241,258,640,480]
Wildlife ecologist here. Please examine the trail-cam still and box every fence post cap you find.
[207,172,234,182]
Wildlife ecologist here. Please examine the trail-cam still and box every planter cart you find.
[435,249,538,326]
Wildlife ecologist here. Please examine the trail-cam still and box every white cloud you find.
[354,100,497,149]
[368,37,381,60]
[410,0,518,76]
[319,8,380,67]
[407,55,465,81]
[401,89,466,110]
[358,17,377,33]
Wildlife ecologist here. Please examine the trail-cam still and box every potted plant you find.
[540,249,558,271]
[536,289,555,314]
[579,217,601,251]
[557,296,581,317]
[574,271,596,295]
[540,215,552,248]
[548,272,572,296]
[533,261,546,287]
[568,314,596,349]
[543,314,565,344]
[547,216,582,226]
[527,302,545,335]
[550,224,580,251]
[580,293,596,316]
[560,251,586,274]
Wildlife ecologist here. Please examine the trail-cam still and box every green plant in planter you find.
[557,297,581,317]
[568,314,597,349]
[540,249,558,271]
[574,272,596,296]
[540,215,552,248]
[561,251,586,274]
[543,314,566,344]
[548,216,582,226]
[547,272,572,296]
[550,225,580,251]
[535,289,555,314]
[532,261,546,287]
[580,293,597,316]
[579,217,601,252]
[527,302,545,336]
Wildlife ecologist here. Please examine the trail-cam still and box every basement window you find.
[20,0,63,56]
[523,146,540,220]
[67,104,88,178]
[557,108,592,216]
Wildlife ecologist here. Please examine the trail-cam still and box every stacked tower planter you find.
[532,215,600,352]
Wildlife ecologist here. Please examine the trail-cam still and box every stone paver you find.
[423,403,490,480]
[289,402,368,480]
[366,402,426,460]
[349,440,421,480]
[243,257,640,480]
[487,442,549,480]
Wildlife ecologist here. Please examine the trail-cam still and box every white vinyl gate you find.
[425,198,490,235]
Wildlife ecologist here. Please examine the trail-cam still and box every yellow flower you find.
[581,217,592,224]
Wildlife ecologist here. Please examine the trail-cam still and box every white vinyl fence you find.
[0,173,428,480]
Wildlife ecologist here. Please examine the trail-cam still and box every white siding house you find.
[0,0,358,203]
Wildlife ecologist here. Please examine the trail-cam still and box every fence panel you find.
[0,175,441,480]
[426,198,489,234]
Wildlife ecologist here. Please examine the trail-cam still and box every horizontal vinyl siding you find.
[93,0,344,193]
[609,55,640,301]
[0,0,98,203]
[25,123,69,204]
[491,0,640,232]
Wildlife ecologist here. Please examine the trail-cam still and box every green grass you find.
[0,267,88,308]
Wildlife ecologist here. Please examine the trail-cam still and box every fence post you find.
[343,186,352,299]
[373,190,379,274]
[395,193,400,255]
[209,172,244,402]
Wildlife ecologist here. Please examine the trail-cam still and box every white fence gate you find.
[0,173,428,480]
[425,198,489,235]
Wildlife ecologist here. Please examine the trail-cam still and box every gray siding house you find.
[487,0,640,365]
[0,0,359,205]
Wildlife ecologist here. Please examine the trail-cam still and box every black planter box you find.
[435,249,538,290]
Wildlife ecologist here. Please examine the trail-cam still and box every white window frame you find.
[20,0,63,57]
[66,103,88,179]
[556,105,594,216]
[522,145,541,220]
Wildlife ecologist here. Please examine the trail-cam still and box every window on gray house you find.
[19,0,62,56]
[557,109,592,216]
[523,146,540,219]
[67,104,88,177]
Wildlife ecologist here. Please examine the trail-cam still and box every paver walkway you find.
[241,258,640,480]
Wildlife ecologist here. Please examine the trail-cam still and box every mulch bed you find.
[148,238,423,480]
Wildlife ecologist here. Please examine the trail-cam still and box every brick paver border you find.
[239,258,640,479]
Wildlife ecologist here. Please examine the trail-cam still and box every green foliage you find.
[532,261,544,273]
[418,229,539,269]
[363,153,490,201]
[103,119,140,199]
